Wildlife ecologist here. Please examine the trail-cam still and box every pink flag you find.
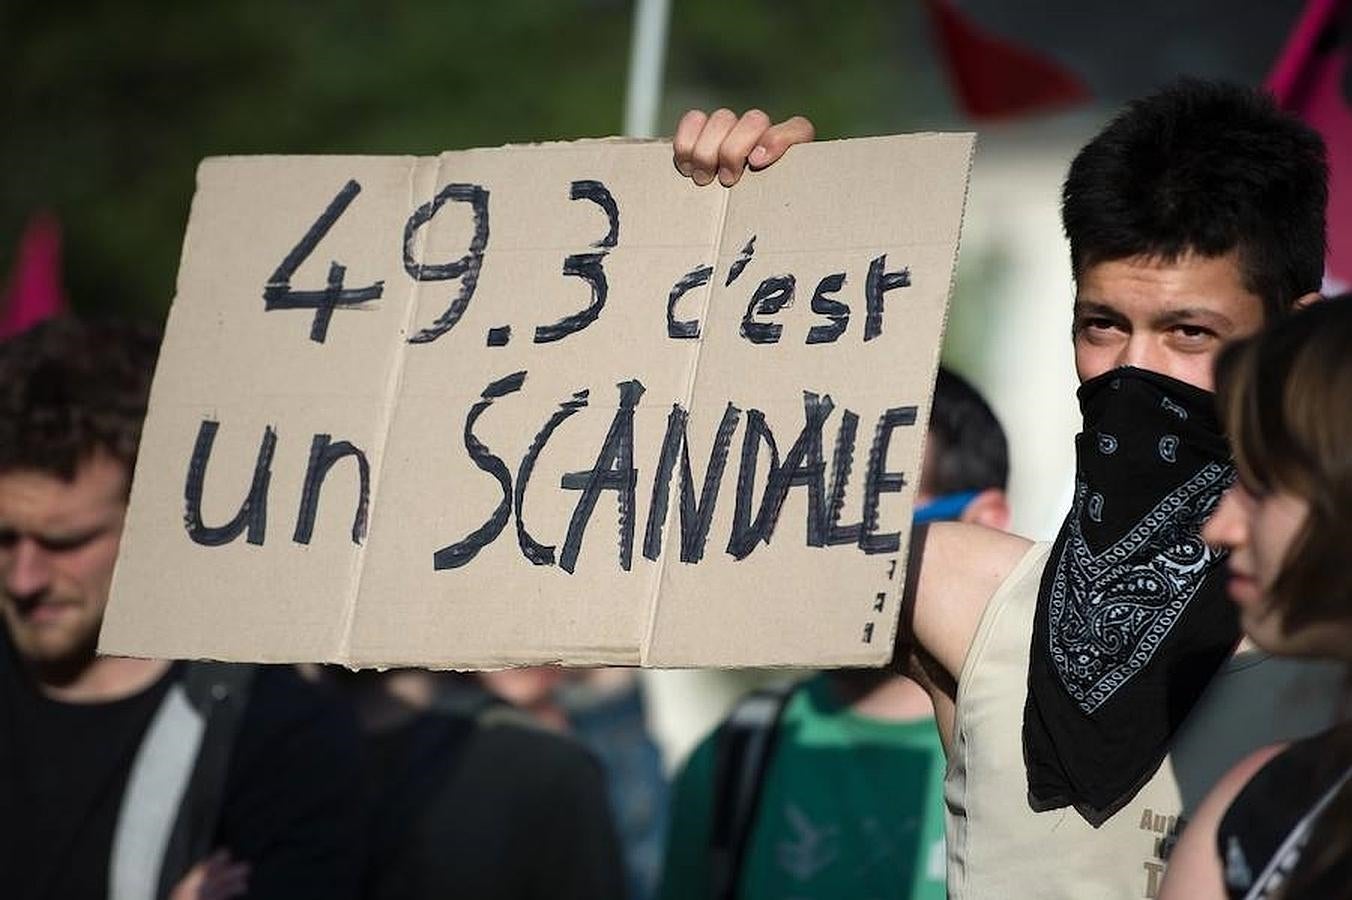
[0,213,68,340]
[1266,0,1352,292]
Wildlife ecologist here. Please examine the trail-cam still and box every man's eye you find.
[0,529,16,550]
[1075,318,1119,337]
[37,534,96,553]
[1173,324,1215,341]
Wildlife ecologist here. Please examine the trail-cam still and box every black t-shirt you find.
[211,666,366,899]
[0,628,365,900]
[0,644,175,900]
[363,703,626,900]
[1217,724,1352,900]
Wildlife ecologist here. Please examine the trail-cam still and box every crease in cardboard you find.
[878,134,978,662]
[107,136,978,671]
[336,154,444,668]
[637,180,732,666]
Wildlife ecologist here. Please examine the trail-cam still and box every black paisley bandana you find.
[1023,367,1239,825]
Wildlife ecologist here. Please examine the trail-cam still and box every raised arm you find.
[671,108,815,186]
[896,521,1032,750]
[668,107,1026,751]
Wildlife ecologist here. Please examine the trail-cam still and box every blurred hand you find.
[169,849,250,900]
[672,108,816,187]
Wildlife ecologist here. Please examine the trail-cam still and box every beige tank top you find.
[945,542,1344,900]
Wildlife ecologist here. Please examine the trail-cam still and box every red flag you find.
[926,3,1312,122]
[926,0,1091,120]
[1,213,67,339]
[1266,0,1352,291]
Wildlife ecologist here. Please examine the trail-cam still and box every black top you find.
[363,703,626,900]
[0,627,365,900]
[0,642,174,900]
[211,665,366,898]
[1217,724,1352,900]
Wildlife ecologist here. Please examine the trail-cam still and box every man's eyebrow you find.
[40,524,112,542]
[0,522,115,545]
[1072,301,1127,321]
[1151,307,1236,329]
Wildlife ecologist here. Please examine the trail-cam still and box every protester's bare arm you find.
[1157,743,1286,900]
[896,522,1032,695]
[892,522,1030,754]
[672,109,815,186]
[908,644,959,754]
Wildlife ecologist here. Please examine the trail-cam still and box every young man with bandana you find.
[671,81,1346,898]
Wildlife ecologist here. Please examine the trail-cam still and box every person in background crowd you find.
[480,666,571,730]
[1159,296,1352,900]
[0,316,365,900]
[481,664,672,900]
[336,667,627,900]
[561,668,672,900]
[671,79,1344,898]
[658,367,1010,900]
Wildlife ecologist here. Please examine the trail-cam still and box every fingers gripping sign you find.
[672,108,816,186]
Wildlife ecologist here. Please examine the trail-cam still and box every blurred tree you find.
[664,0,951,138]
[2,0,950,319]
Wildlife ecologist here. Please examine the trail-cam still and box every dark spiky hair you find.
[1063,78,1327,319]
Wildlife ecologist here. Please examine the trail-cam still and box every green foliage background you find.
[3,0,954,320]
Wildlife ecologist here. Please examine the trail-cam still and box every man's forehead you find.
[1075,253,1265,325]
[0,456,129,527]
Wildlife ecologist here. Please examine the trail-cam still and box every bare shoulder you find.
[1158,742,1289,900]
[908,522,1033,681]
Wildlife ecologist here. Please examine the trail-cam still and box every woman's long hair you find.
[1215,294,1352,898]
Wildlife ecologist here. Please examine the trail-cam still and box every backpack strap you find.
[156,663,255,898]
[107,661,255,900]
[708,680,798,900]
[109,677,204,900]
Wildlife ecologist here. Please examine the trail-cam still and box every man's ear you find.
[1293,291,1322,312]
[959,488,1010,531]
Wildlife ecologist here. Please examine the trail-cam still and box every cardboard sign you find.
[99,133,974,669]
